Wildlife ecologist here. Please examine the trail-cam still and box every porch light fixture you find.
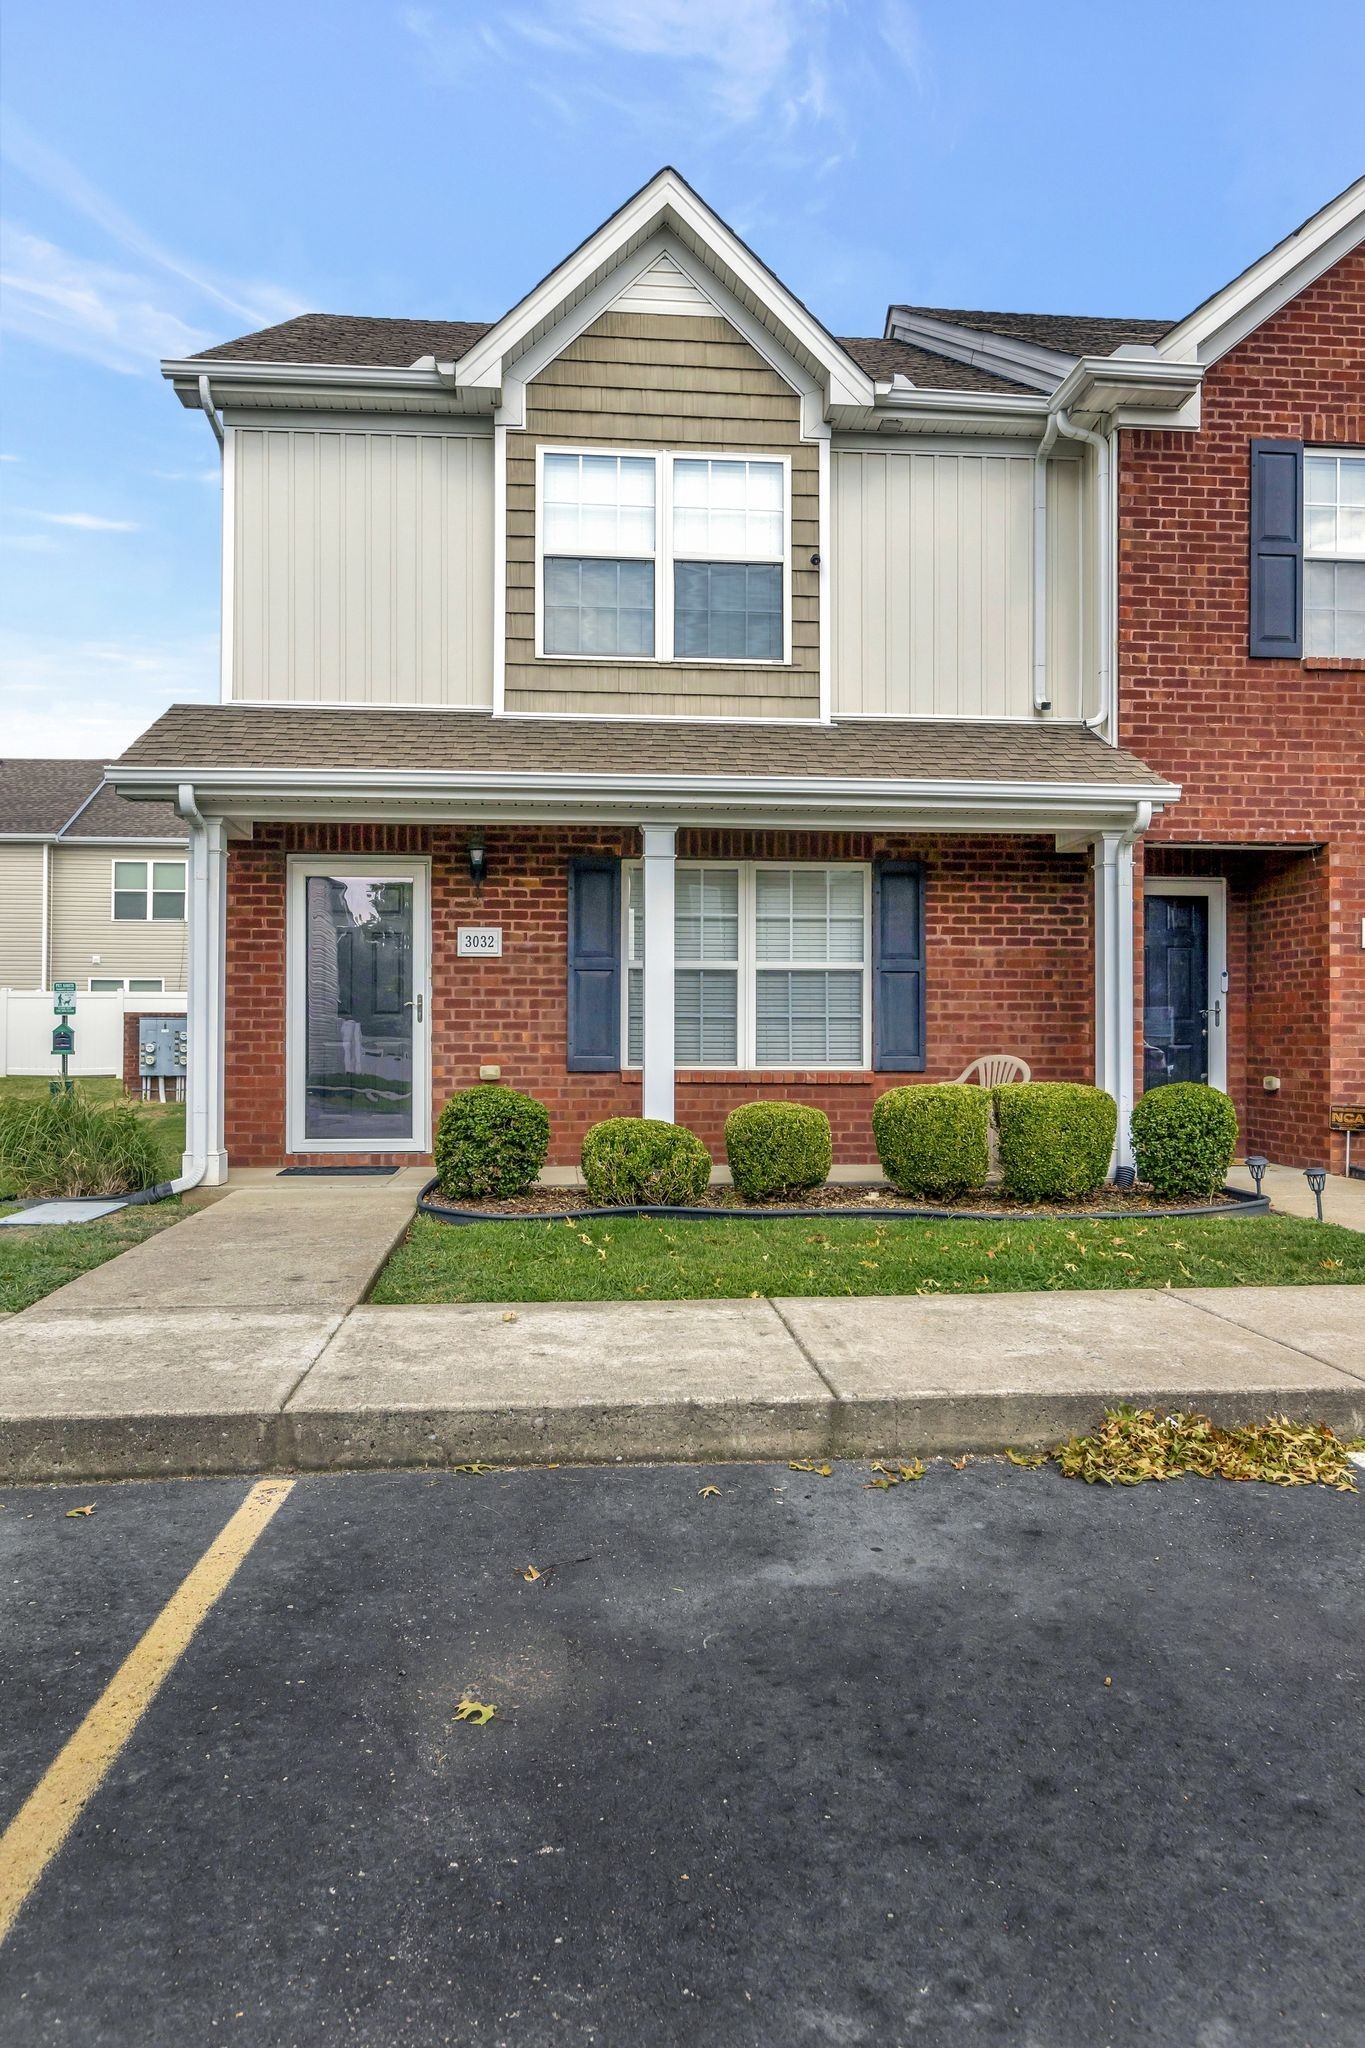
[1304,1164,1327,1222]
[467,839,487,895]
[1245,1154,1268,1197]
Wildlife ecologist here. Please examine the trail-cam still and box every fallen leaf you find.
[1005,1448,1048,1468]
[502,1311,519,1323]
[951,1455,972,1471]
[519,1564,542,1582]
[788,1460,833,1477]
[1104,1676,1113,1687]
[65,1505,95,1518]
[697,1484,721,1498]
[865,1459,925,1488]
[452,1462,496,1475]
[454,1697,497,1726]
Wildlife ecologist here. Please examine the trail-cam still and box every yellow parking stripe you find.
[0,1477,295,1946]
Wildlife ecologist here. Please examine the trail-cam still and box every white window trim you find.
[1304,446,1365,657]
[88,976,167,994]
[1143,877,1228,1095]
[534,444,793,667]
[623,858,872,1071]
[110,857,187,923]
[285,855,432,1156]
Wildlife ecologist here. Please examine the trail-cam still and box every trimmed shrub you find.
[724,1101,832,1200]
[993,1082,1117,1202]
[581,1118,711,1207]
[871,1084,990,1200]
[1130,1083,1239,1200]
[0,1086,165,1198]
[433,1085,549,1199]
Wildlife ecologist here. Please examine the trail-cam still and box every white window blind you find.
[1305,451,1365,657]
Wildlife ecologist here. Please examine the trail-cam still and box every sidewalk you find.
[1,1172,1361,1479]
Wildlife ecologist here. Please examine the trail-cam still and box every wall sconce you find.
[467,839,487,897]
[1304,1164,1327,1223]
[1245,1154,1268,1198]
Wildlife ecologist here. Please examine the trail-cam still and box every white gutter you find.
[197,374,224,447]
[1032,410,1062,712]
[1046,409,1114,735]
[163,783,210,1196]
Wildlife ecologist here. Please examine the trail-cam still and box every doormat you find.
[276,1166,398,1178]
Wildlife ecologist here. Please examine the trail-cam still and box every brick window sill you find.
[1301,657,1365,671]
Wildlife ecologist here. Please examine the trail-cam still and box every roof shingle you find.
[0,759,186,839]
[115,704,1172,792]
[891,306,1174,356]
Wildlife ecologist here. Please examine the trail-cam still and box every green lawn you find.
[372,1211,1365,1305]
[0,1199,185,1314]
[0,1077,184,1199]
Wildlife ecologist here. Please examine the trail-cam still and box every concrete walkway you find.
[1,1168,1361,1478]
[1257,1162,1365,1231]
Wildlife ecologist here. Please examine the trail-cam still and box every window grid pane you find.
[542,453,655,557]
[675,562,782,661]
[113,891,146,921]
[672,458,784,560]
[1305,559,1365,656]
[756,970,863,1066]
[544,557,655,657]
[755,867,865,965]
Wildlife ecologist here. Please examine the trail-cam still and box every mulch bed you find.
[419,1181,1228,1220]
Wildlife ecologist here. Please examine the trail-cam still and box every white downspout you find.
[1094,801,1152,1177]
[1049,408,1113,735]
[197,373,224,447]
[155,782,226,1197]
[1032,411,1061,712]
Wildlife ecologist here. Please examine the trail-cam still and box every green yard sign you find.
[52,980,77,1017]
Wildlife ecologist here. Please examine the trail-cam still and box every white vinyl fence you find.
[0,988,187,1079]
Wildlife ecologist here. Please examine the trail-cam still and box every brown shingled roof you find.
[0,759,185,840]
[893,306,1174,356]
[116,704,1171,791]
[190,314,1033,396]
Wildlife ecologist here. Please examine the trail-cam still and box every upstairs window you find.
[1304,451,1365,657]
[541,452,657,657]
[112,859,186,922]
[538,448,788,664]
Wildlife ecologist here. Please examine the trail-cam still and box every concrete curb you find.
[3,1287,1362,1483]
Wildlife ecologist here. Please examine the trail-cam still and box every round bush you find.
[724,1101,831,1200]
[1130,1083,1239,1199]
[433,1085,549,1199]
[871,1084,990,1200]
[581,1118,711,1207]
[993,1082,1117,1202]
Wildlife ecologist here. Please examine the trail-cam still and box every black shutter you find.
[1249,438,1303,658]
[873,861,925,1072]
[566,858,621,1072]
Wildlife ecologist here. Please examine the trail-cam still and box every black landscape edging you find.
[416,1178,1270,1227]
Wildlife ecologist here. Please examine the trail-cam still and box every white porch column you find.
[1093,829,1137,1174]
[183,811,229,1185]
[641,824,676,1124]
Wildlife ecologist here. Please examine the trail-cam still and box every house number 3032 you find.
[457,926,503,957]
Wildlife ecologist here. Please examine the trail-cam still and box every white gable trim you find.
[1159,176,1365,367]
[611,252,717,319]
[453,167,873,413]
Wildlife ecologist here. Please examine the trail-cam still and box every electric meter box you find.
[139,1016,187,1078]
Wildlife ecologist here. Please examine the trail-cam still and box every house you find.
[0,760,188,996]
[108,169,1362,1185]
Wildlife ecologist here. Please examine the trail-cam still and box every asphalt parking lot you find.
[1,1460,1361,2047]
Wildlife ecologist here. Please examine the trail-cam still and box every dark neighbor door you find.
[1144,893,1209,1088]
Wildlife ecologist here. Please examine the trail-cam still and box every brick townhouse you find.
[107,169,1362,1185]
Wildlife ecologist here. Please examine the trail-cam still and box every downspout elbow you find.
[197,374,224,448]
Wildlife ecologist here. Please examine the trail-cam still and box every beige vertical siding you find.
[830,448,1087,720]
[49,844,189,990]
[505,310,820,719]
[0,844,45,987]
[232,425,494,705]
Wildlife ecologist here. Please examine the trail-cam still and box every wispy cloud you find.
[405,1,928,166]
[34,510,141,532]
[0,629,218,755]
[0,118,304,374]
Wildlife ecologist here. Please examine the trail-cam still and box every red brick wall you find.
[1120,244,1365,1168]
[223,824,1096,1168]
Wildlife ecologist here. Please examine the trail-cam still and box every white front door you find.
[286,856,430,1153]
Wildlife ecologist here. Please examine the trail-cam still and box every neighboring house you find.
[0,760,188,995]
[108,168,1362,1184]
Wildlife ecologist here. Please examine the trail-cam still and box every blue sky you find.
[2,0,1361,756]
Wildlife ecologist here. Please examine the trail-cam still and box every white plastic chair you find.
[954,1055,1031,1087]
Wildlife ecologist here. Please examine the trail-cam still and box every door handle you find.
[404,994,424,1022]
[1199,1000,1220,1027]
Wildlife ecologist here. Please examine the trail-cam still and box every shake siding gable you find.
[505,310,820,718]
